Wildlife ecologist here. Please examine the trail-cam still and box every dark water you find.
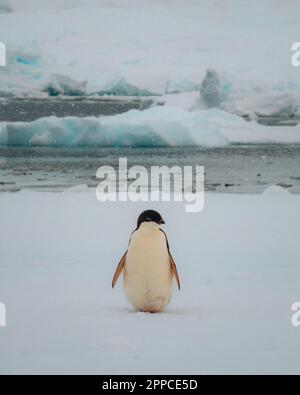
[0,98,153,122]
[1,98,299,125]
[1,144,300,193]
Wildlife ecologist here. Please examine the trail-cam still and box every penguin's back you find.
[123,222,172,312]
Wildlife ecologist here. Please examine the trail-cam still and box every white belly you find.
[123,223,173,312]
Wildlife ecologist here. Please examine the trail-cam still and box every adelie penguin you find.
[112,210,180,313]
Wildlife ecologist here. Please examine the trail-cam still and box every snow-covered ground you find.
[0,189,300,374]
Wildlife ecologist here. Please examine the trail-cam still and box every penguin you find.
[112,210,180,313]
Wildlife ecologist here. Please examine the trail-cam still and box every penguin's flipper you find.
[160,229,181,290]
[112,251,127,288]
[169,253,180,290]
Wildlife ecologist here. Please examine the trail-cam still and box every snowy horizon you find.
[0,0,299,98]
[1,0,300,146]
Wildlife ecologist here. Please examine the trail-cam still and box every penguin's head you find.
[136,210,165,229]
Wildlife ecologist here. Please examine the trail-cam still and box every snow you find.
[0,190,300,374]
[0,0,300,116]
[262,185,292,196]
[1,106,300,147]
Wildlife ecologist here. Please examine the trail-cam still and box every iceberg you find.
[1,106,300,148]
[165,79,199,94]
[43,74,87,97]
[95,77,157,97]
[200,69,229,108]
